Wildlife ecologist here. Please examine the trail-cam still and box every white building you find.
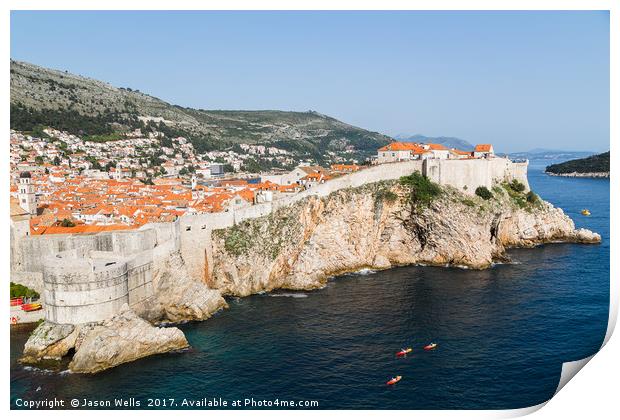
[473,144,494,158]
[17,171,37,215]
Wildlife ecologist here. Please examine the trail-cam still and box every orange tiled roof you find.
[378,142,426,153]
[474,144,493,152]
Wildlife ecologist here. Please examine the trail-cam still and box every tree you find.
[60,218,75,227]
[35,156,44,165]
[53,156,61,166]
[475,186,493,200]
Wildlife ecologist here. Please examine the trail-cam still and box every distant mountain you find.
[10,60,392,159]
[393,134,474,151]
[545,152,610,175]
[507,149,597,161]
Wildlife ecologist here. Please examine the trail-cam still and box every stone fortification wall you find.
[43,254,130,324]
[11,227,159,274]
[42,248,155,324]
[423,158,530,194]
[126,250,154,306]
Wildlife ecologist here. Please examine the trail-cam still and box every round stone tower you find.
[43,255,130,325]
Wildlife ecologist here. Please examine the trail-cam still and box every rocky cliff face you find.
[151,251,228,323]
[208,180,599,296]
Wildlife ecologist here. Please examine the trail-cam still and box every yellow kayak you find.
[581,209,591,216]
[396,348,413,357]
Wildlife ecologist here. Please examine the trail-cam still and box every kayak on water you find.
[423,343,437,350]
[386,376,402,385]
[395,347,413,357]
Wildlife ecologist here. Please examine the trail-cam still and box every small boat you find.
[21,303,42,312]
[396,348,413,357]
[10,298,23,306]
[423,343,437,351]
[386,376,402,385]
[581,209,591,216]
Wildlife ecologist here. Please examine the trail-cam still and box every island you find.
[545,152,610,178]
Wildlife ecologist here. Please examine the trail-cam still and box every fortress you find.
[10,157,529,326]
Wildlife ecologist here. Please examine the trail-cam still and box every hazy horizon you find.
[11,11,610,153]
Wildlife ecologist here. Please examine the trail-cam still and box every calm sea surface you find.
[10,162,609,409]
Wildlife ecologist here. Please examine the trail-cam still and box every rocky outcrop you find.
[20,322,77,364]
[21,306,189,373]
[152,252,228,322]
[209,181,600,296]
[68,306,188,374]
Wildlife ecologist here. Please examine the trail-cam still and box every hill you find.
[545,152,610,176]
[393,134,474,151]
[10,60,392,161]
[507,149,596,162]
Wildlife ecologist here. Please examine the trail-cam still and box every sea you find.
[10,160,610,410]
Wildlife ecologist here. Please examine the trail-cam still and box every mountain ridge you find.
[10,60,392,160]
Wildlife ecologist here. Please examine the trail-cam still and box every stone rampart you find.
[11,157,529,325]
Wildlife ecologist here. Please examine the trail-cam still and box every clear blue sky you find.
[11,10,609,152]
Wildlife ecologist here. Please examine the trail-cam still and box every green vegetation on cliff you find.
[545,152,610,174]
[399,171,442,209]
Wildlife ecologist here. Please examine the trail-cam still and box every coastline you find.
[14,166,602,374]
[545,171,609,178]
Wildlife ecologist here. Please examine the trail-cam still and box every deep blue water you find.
[10,163,609,409]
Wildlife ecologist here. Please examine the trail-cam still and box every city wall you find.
[42,248,154,324]
[11,158,528,325]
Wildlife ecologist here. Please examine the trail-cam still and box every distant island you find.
[545,152,610,178]
[506,148,595,162]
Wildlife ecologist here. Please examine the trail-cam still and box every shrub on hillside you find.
[399,171,441,208]
[508,179,526,193]
[526,191,540,205]
[475,186,493,200]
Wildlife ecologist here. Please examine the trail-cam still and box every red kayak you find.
[395,347,412,357]
[386,376,402,385]
[424,343,437,351]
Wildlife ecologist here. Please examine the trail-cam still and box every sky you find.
[10,11,610,152]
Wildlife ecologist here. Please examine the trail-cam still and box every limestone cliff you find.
[151,251,228,323]
[208,179,599,296]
